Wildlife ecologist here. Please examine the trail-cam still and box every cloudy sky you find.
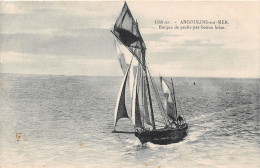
[0,1,259,78]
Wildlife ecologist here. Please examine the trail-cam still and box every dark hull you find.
[135,123,188,145]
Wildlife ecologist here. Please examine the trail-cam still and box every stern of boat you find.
[135,123,188,145]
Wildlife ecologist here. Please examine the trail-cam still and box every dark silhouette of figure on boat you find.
[193,82,196,85]
[177,115,184,127]
[165,115,184,129]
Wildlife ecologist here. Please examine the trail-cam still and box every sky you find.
[0,1,259,78]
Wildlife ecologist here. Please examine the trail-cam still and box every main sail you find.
[112,2,158,130]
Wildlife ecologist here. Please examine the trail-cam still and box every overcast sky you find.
[0,1,259,78]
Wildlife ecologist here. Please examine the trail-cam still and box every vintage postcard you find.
[0,1,259,168]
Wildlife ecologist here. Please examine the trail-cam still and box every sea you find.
[0,73,259,168]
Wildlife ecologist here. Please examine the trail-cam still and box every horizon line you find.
[1,72,259,79]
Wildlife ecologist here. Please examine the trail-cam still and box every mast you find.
[131,67,143,128]
[136,19,156,129]
[142,67,152,126]
[171,78,178,118]
[141,64,144,127]
[142,53,156,129]
[145,70,156,129]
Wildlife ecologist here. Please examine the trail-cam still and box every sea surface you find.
[0,73,259,168]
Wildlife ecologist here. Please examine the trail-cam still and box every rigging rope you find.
[146,69,171,125]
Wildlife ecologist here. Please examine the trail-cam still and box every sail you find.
[141,70,152,126]
[114,36,139,98]
[160,77,177,121]
[114,36,133,74]
[131,68,142,128]
[113,64,132,129]
[113,2,146,62]
[129,58,139,98]
[112,2,160,130]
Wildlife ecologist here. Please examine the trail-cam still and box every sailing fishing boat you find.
[111,2,188,145]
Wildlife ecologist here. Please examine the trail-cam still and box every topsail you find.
[113,2,146,63]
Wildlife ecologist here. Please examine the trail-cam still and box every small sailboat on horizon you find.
[111,2,188,145]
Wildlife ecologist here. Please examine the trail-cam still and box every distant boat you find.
[111,2,188,145]
[194,82,196,85]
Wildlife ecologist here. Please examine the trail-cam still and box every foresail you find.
[160,77,177,121]
[113,64,132,129]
